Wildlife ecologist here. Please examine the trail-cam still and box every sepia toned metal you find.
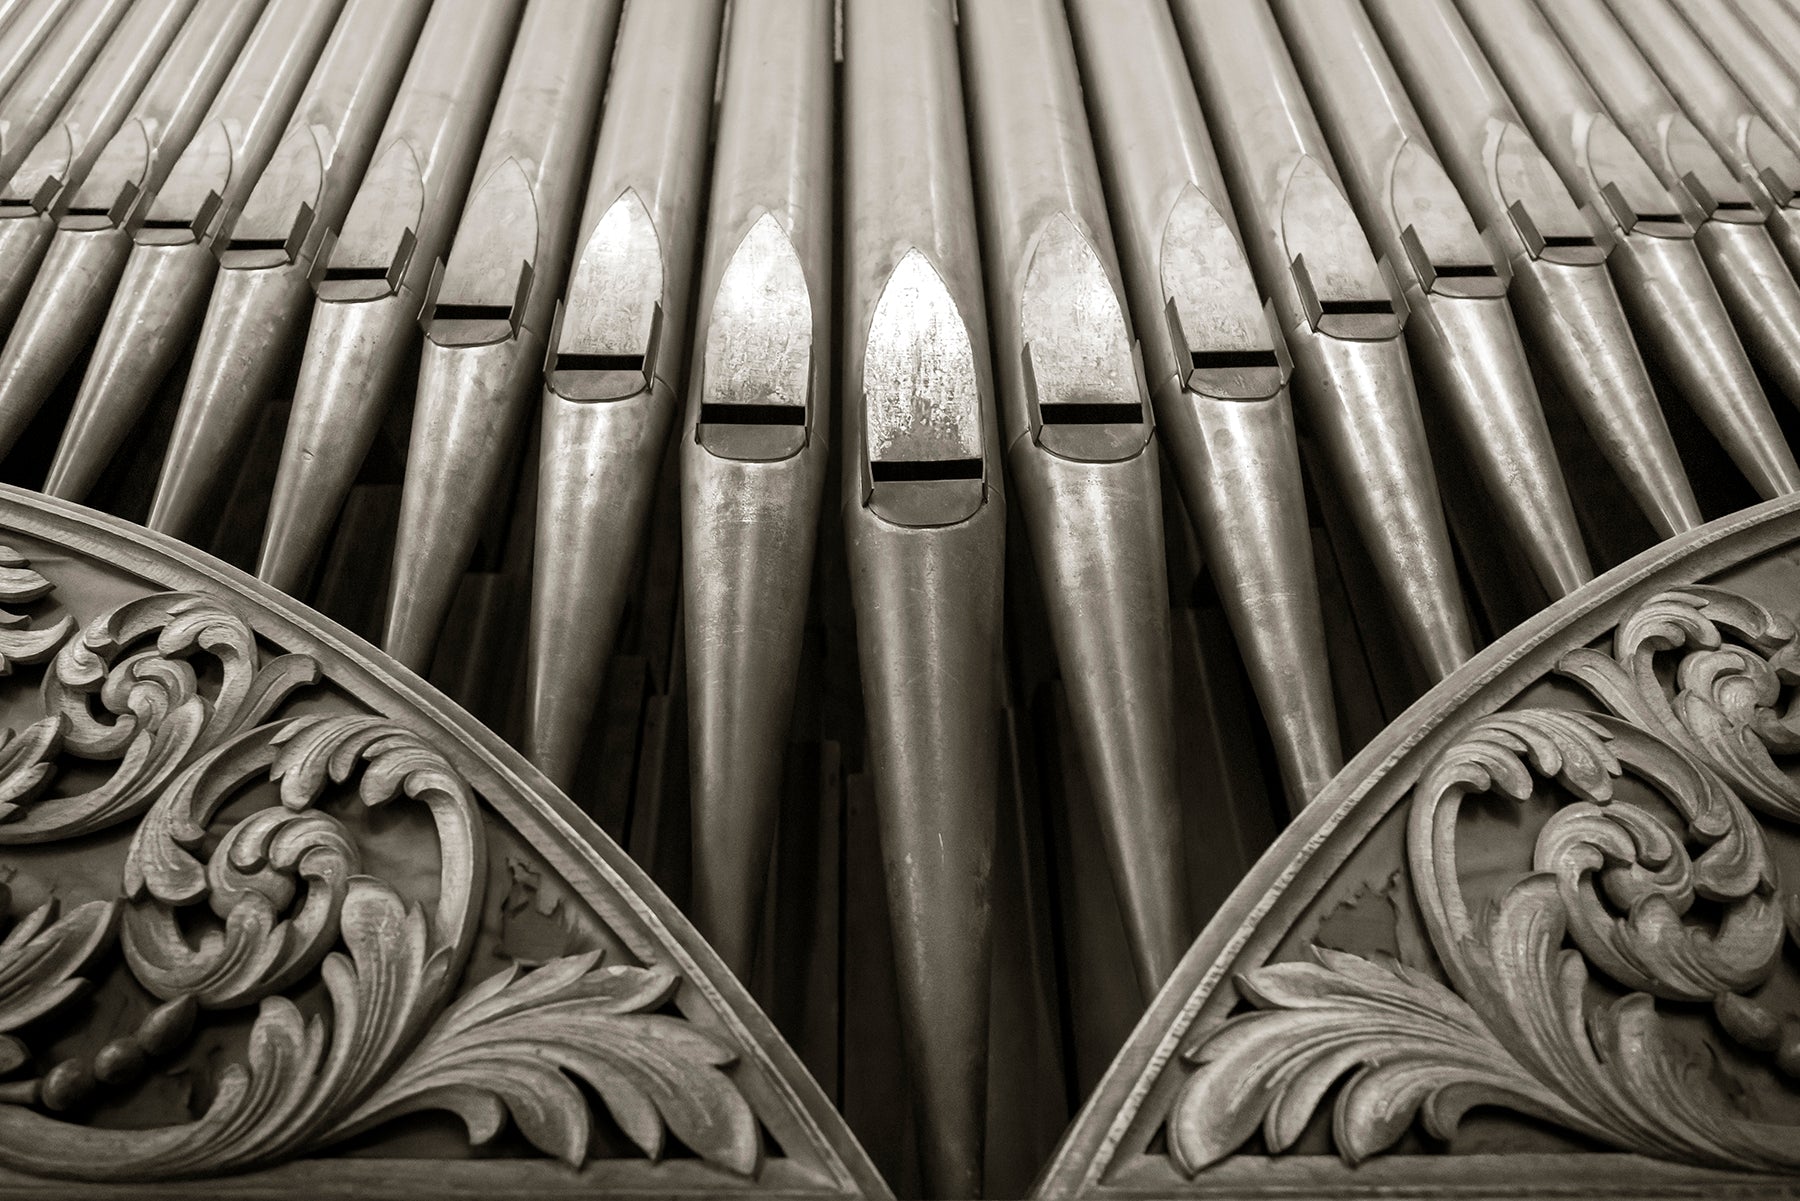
[1170,0,1474,682]
[843,0,1004,1194]
[381,0,616,672]
[0,0,336,464]
[1456,0,1800,502]
[1365,0,1705,539]
[1275,0,1592,602]
[959,0,1187,999]
[0,0,75,104]
[0,0,179,197]
[41,0,422,505]
[0,0,126,179]
[1542,0,1800,420]
[8,5,1800,1199]
[526,0,725,786]
[1065,0,1341,809]
[0,0,261,337]
[140,0,433,536]
[681,0,834,979]
[1609,0,1800,289]
[256,0,521,594]
[0,0,196,330]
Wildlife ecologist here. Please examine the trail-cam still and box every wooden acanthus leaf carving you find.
[0,708,758,1180]
[0,552,762,1182]
[0,883,116,1077]
[0,592,319,843]
[1559,584,1800,824]
[1170,587,1800,1176]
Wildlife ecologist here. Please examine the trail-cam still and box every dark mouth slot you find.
[1635,212,1684,224]
[1542,234,1595,248]
[1716,200,1758,211]
[700,402,805,425]
[1318,298,1392,315]
[1433,263,1498,278]
[554,352,644,373]
[228,236,287,252]
[324,264,390,282]
[871,458,982,482]
[1190,348,1279,370]
[1038,402,1144,425]
[433,302,512,322]
[63,205,108,217]
[140,217,190,229]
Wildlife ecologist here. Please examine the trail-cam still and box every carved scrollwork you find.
[1559,585,1800,824]
[0,548,764,1183]
[0,592,319,843]
[1170,585,1800,1177]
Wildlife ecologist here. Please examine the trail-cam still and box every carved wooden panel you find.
[1034,494,1800,1199]
[0,485,888,1198]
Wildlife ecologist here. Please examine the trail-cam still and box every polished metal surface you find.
[1066,0,1341,809]
[256,0,520,593]
[526,0,724,784]
[142,0,434,534]
[381,0,616,670]
[1366,0,1704,538]
[842,1,1004,1195]
[960,0,1186,999]
[1456,0,1800,502]
[1171,0,1474,682]
[681,0,833,980]
[1274,0,1591,602]
[7,2,1800,1195]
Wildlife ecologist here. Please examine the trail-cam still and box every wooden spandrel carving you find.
[0,486,888,1198]
[1035,494,1800,1199]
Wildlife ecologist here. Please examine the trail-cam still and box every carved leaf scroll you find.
[1170,585,1800,1176]
[0,548,765,1183]
[338,952,760,1173]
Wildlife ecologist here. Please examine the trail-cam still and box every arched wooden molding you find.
[1035,493,1800,1199]
[0,486,888,1199]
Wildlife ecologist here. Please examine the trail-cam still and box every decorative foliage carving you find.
[0,549,762,1182]
[0,592,319,843]
[337,953,761,1174]
[1171,586,1800,1176]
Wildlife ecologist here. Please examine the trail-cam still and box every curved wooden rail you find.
[0,484,889,1199]
[1035,492,1800,1199]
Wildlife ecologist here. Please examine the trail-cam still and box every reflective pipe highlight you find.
[1609,0,1800,286]
[526,0,726,785]
[256,0,522,593]
[1456,0,1800,501]
[0,0,326,461]
[1365,0,1704,538]
[143,0,436,536]
[1170,0,1475,682]
[959,0,1187,997]
[381,0,617,671]
[1066,0,1342,809]
[680,0,835,978]
[1542,0,1800,418]
[40,0,371,503]
[843,0,1005,1192]
[1275,0,1591,602]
